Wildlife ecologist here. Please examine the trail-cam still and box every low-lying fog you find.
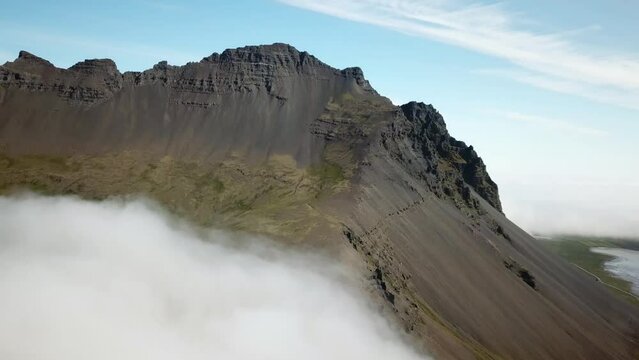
[500,182,639,239]
[0,194,429,360]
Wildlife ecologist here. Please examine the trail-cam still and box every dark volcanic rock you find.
[1,53,124,104]
[400,101,502,211]
[2,44,377,106]
[70,58,119,75]
[126,43,377,97]
[15,50,56,69]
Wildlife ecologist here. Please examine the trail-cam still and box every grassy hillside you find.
[540,236,639,305]
[0,151,352,241]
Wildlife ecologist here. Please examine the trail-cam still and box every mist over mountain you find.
[0,194,429,360]
[0,44,637,359]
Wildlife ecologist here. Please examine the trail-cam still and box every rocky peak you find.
[202,43,327,72]
[399,101,502,211]
[3,44,378,103]
[341,66,375,93]
[201,43,375,89]
[401,101,448,138]
[15,50,55,68]
[0,51,125,104]
[153,60,170,70]
[69,58,120,77]
[1,50,57,75]
[126,43,376,98]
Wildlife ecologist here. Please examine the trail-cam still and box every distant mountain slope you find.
[1,44,637,359]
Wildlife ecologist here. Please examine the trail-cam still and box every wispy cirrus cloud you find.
[478,68,639,111]
[279,0,639,110]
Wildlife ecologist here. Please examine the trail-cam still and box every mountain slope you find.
[1,44,637,359]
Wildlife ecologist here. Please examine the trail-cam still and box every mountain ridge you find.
[0,45,498,209]
[1,43,637,360]
[2,43,376,105]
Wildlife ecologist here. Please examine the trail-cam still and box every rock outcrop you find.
[399,101,501,211]
[1,51,123,104]
[0,44,637,360]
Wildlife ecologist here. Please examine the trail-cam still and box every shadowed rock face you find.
[1,43,637,360]
[399,101,501,211]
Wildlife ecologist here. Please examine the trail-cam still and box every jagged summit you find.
[203,43,318,65]
[69,58,119,75]
[2,50,56,74]
[1,43,377,103]
[9,50,115,74]
[7,43,370,85]
[16,50,55,67]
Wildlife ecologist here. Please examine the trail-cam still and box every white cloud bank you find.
[500,181,639,239]
[280,0,639,110]
[0,195,429,360]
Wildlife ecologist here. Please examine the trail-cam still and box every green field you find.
[540,236,639,305]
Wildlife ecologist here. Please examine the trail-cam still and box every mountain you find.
[1,43,637,359]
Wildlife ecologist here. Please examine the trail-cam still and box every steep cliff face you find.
[0,44,637,360]
[0,43,375,164]
[395,101,501,212]
[338,101,638,359]
[1,43,374,106]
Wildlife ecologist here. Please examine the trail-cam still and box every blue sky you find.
[1,0,637,237]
